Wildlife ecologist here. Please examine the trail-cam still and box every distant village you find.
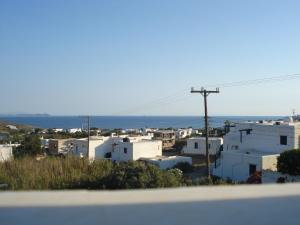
[1,114,300,184]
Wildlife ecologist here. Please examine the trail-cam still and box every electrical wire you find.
[112,73,300,115]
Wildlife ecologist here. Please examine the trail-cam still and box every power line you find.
[202,73,300,89]
[112,73,300,116]
[113,90,190,115]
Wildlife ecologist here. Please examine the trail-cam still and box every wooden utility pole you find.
[191,87,220,177]
[87,116,90,159]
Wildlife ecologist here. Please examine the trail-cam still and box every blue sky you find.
[1,0,300,116]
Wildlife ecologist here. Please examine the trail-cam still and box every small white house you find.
[141,156,192,170]
[53,128,64,133]
[183,137,223,155]
[112,139,162,162]
[0,145,13,162]
[213,119,300,182]
[213,149,278,181]
[6,125,18,130]
[72,136,122,160]
[72,135,154,160]
[67,128,82,134]
[176,128,193,139]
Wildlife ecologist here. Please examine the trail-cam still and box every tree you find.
[277,149,300,175]
[14,135,42,158]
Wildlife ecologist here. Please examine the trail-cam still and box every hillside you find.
[0,120,32,133]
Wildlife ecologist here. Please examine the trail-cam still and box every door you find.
[249,164,257,176]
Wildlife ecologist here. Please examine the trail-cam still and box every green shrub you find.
[105,162,182,189]
[277,149,300,175]
[14,135,42,158]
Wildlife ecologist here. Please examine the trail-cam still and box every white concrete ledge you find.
[1,184,300,225]
[0,184,300,207]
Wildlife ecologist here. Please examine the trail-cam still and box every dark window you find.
[249,164,256,175]
[124,148,127,154]
[246,130,251,135]
[208,144,211,149]
[280,136,287,145]
[231,145,239,150]
[194,142,198,149]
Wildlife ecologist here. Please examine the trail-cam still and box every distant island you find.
[0,113,51,117]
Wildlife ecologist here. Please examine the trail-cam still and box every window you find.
[249,164,257,175]
[124,148,127,154]
[208,144,211,149]
[194,142,198,149]
[280,136,287,145]
[246,130,251,135]
[231,145,239,150]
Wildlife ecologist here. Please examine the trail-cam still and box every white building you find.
[72,135,154,160]
[141,156,192,170]
[67,128,82,134]
[72,136,121,160]
[175,128,193,139]
[183,137,223,155]
[53,128,64,133]
[48,139,74,155]
[112,139,162,162]
[6,125,18,130]
[0,145,13,162]
[213,119,300,181]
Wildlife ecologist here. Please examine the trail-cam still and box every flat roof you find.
[140,155,191,161]
[189,137,222,140]
[237,120,300,126]
[223,149,279,157]
[154,130,174,133]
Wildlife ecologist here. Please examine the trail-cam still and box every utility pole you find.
[191,87,220,178]
[87,116,90,159]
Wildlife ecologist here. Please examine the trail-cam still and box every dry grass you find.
[0,157,183,190]
[0,157,113,190]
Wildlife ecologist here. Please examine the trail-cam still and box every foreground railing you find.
[0,184,300,225]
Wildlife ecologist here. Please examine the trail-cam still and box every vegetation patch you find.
[277,149,300,175]
[0,157,184,190]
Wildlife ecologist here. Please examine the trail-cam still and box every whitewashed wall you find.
[262,170,300,183]
[0,145,13,162]
[184,137,223,155]
[224,123,299,154]
[213,151,279,181]
[112,141,162,162]
[73,137,123,160]
[146,156,192,170]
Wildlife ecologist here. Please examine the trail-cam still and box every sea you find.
[0,116,283,129]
